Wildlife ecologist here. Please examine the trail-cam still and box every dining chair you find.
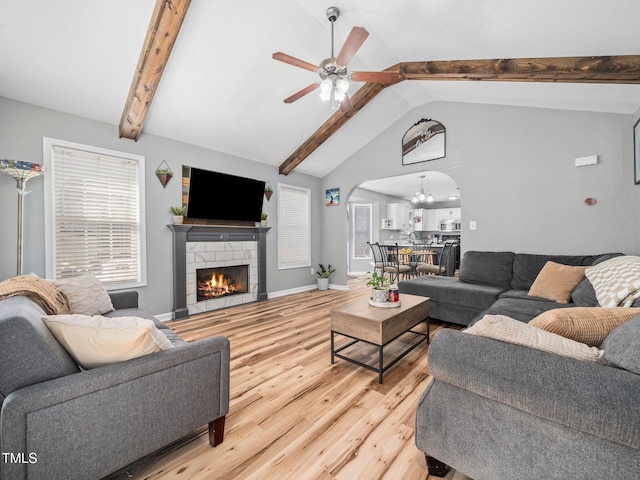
[367,241,384,276]
[416,241,456,276]
[378,243,412,283]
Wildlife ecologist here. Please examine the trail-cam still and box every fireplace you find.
[196,265,249,301]
[168,224,269,319]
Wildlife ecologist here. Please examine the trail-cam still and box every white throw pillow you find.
[464,314,603,363]
[51,274,114,315]
[42,314,173,369]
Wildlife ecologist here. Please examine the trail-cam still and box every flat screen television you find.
[186,167,265,223]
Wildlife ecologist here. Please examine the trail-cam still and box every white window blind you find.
[278,183,311,269]
[352,204,372,259]
[43,138,146,289]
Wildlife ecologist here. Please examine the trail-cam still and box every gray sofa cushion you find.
[511,253,613,291]
[459,251,514,289]
[599,315,640,375]
[0,297,80,397]
[470,294,576,325]
[400,276,505,310]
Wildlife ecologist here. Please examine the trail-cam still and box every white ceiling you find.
[2,0,640,178]
[359,171,459,204]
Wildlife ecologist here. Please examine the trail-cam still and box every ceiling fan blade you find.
[351,71,401,85]
[339,95,353,113]
[272,52,320,72]
[284,83,320,104]
[335,26,369,66]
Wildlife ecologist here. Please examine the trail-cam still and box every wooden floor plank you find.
[105,276,465,480]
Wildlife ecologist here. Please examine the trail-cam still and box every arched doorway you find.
[346,171,460,275]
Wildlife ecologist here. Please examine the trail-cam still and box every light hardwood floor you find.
[109,276,467,480]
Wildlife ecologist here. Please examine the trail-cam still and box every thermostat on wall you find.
[575,155,598,167]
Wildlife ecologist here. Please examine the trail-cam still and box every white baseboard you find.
[268,282,348,298]
[156,312,173,322]
[268,284,317,298]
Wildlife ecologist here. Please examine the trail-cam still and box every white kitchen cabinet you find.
[411,208,443,231]
[438,207,461,221]
[383,203,411,230]
[426,209,440,230]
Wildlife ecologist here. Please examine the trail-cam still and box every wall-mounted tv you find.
[186,167,265,223]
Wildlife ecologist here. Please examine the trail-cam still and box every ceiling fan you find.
[272,6,400,113]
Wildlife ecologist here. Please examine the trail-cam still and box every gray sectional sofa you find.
[0,290,230,480]
[399,251,640,479]
[399,250,623,326]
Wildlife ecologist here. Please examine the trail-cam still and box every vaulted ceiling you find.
[2,0,640,178]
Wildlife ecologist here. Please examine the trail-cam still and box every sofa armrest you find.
[108,290,139,310]
[428,329,640,450]
[1,336,230,480]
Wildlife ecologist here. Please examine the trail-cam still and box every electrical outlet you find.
[469,221,477,231]
[310,267,315,275]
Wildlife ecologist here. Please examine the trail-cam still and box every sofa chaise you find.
[0,276,230,480]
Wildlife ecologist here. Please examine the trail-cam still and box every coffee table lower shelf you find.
[330,326,429,384]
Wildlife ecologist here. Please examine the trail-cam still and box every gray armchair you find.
[0,292,230,480]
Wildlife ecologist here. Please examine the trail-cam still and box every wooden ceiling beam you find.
[279,65,401,176]
[119,0,191,141]
[400,55,640,83]
[279,55,640,175]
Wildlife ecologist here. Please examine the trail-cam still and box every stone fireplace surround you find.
[168,224,269,319]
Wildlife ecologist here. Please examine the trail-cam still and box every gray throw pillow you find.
[599,315,640,375]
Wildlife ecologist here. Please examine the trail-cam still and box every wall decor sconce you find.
[155,160,173,188]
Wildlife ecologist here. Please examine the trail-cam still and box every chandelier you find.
[411,175,434,204]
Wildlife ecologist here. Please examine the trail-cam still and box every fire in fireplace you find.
[196,265,249,301]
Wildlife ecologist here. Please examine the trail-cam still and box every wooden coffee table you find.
[330,294,431,383]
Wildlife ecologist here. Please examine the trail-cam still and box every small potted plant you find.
[316,264,336,291]
[155,167,174,188]
[260,212,269,227]
[170,205,187,224]
[264,182,273,201]
[366,271,389,302]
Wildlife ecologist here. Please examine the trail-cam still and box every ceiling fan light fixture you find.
[336,77,349,94]
[319,78,333,101]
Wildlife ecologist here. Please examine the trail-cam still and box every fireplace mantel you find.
[168,224,270,319]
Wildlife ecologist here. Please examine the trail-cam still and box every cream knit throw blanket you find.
[585,256,640,307]
[0,275,70,315]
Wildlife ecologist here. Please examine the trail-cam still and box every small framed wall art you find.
[325,188,340,206]
[634,118,640,185]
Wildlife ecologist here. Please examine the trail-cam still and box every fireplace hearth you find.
[196,265,249,301]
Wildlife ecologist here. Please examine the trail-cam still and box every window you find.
[43,138,146,289]
[278,183,311,270]
[352,204,372,259]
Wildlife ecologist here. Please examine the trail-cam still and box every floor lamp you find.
[0,159,45,275]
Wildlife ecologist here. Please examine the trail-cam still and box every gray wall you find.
[0,97,322,315]
[323,101,640,286]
